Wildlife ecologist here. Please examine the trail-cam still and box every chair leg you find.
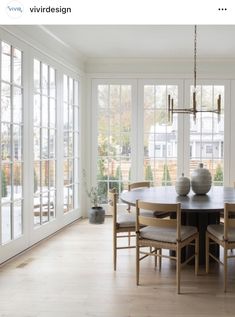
[136,242,140,285]
[176,245,181,294]
[195,235,199,275]
[113,233,117,271]
[224,246,227,292]
[154,248,157,268]
[127,205,131,246]
[128,232,131,246]
[205,232,209,274]
[159,248,162,272]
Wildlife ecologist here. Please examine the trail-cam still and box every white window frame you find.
[33,58,57,227]
[91,77,232,202]
[0,41,24,244]
[91,78,138,185]
[138,79,185,180]
[184,79,230,185]
[63,74,80,214]
[30,50,81,244]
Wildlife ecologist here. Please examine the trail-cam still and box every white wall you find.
[85,58,235,78]
[2,25,85,73]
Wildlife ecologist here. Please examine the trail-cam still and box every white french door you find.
[0,30,81,264]
[0,33,31,262]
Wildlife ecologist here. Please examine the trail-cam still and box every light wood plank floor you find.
[1,217,235,317]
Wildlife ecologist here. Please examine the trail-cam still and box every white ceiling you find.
[41,25,235,60]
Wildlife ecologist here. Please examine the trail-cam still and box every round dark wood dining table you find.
[120,186,235,265]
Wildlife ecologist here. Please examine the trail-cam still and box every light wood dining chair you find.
[220,182,235,224]
[206,202,235,292]
[126,182,152,246]
[128,181,151,191]
[127,182,150,213]
[127,181,169,247]
[108,189,136,271]
[128,181,169,218]
[136,200,199,294]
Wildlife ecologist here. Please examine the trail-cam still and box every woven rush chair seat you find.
[140,225,197,243]
[207,224,235,242]
[140,210,169,218]
[117,213,136,228]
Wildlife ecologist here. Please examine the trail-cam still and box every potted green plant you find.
[83,169,105,224]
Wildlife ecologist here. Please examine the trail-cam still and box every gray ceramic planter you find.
[88,207,105,224]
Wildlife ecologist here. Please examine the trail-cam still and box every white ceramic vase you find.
[175,173,190,196]
[191,163,212,195]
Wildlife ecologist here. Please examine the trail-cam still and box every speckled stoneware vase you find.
[191,163,212,195]
[175,173,191,196]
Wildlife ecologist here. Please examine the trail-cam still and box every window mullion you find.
[10,45,14,240]
[119,86,121,194]
[47,65,50,222]
[0,41,2,246]
[39,61,42,226]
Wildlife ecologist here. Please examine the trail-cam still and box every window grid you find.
[1,41,23,244]
[189,85,224,185]
[33,59,56,226]
[97,84,132,203]
[143,85,178,186]
[63,75,79,213]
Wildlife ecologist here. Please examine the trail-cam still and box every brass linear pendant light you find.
[167,25,221,123]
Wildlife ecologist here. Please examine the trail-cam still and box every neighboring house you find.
[148,114,224,159]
